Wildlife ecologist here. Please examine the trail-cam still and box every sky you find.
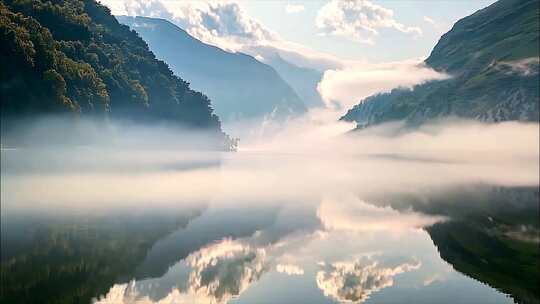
[97,0,498,113]
[240,0,496,62]
[99,0,496,64]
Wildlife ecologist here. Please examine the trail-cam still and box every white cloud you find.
[122,0,173,19]
[423,273,446,286]
[423,16,435,25]
[185,239,267,303]
[316,0,422,44]
[254,54,265,62]
[99,0,342,71]
[285,4,305,14]
[95,238,268,304]
[495,57,540,76]
[4,119,539,212]
[317,198,444,233]
[317,58,449,109]
[276,264,305,275]
[100,0,277,52]
[317,257,421,303]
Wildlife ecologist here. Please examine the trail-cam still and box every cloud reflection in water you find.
[185,238,266,303]
[316,257,421,303]
[94,196,443,304]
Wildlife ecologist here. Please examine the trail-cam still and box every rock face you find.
[118,16,306,122]
[341,0,539,128]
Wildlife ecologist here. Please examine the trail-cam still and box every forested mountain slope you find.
[342,0,539,128]
[1,0,231,147]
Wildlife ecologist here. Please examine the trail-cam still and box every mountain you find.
[342,0,539,128]
[0,0,232,148]
[263,53,325,108]
[368,185,539,304]
[117,16,306,122]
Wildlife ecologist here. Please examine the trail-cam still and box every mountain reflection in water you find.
[1,149,538,304]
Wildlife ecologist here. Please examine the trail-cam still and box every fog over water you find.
[1,108,538,304]
[2,0,539,302]
[2,114,538,213]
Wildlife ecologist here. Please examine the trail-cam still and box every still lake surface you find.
[1,148,538,304]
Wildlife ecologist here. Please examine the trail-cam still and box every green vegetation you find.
[375,186,539,304]
[425,0,539,73]
[1,0,232,148]
[0,211,200,304]
[428,221,539,304]
[342,0,539,128]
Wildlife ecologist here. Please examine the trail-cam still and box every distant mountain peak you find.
[118,15,306,122]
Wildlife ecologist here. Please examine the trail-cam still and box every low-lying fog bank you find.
[1,113,538,214]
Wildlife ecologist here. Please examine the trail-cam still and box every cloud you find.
[276,264,304,275]
[101,0,277,52]
[423,16,435,25]
[316,0,422,44]
[94,205,431,304]
[2,118,539,213]
[184,239,267,303]
[317,198,444,233]
[285,4,305,14]
[244,43,344,71]
[495,57,540,76]
[316,257,421,303]
[423,273,446,286]
[94,238,268,304]
[183,2,278,47]
[99,0,344,71]
[317,58,449,109]
[92,223,325,304]
[122,0,173,19]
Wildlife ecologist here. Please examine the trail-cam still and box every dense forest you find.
[0,0,232,148]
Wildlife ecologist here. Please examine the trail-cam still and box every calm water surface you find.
[1,148,538,304]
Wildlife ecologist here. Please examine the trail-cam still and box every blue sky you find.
[101,0,496,64]
[240,1,496,62]
[100,0,499,110]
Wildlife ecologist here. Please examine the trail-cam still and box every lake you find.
[1,146,538,304]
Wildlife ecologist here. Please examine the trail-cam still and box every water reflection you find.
[316,257,421,303]
[132,208,281,280]
[0,210,202,303]
[93,195,521,304]
[1,148,538,304]
[366,186,540,304]
[317,198,444,232]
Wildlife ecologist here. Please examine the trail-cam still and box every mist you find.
[3,1,538,303]
[316,59,450,110]
[1,53,538,214]
[1,112,538,215]
[1,116,231,151]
